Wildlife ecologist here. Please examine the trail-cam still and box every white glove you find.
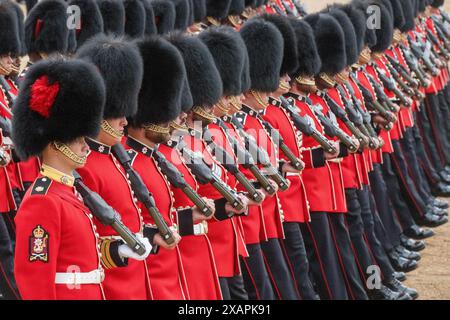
[118,234,152,261]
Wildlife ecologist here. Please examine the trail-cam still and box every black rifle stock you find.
[152,150,214,217]
[111,144,176,245]
[73,172,147,255]
[180,146,245,211]
[279,96,337,154]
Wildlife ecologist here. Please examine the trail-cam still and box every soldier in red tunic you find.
[0,2,22,300]
[12,58,115,299]
[76,35,154,300]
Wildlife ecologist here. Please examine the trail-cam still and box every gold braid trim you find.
[53,141,87,165]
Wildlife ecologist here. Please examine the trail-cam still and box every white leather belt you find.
[285,172,300,177]
[193,221,208,236]
[55,269,104,285]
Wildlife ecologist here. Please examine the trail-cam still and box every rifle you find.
[409,37,440,76]
[401,46,431,87]
[179,143,245,212]
[344,80,380,149]
[384,54,419,88]
[218,120,276,195]
[311,104,358,152]
[279,96,338,154]
[259,118,304,171]
[383,59,416,97]
[73,172,147,255]
[426,29,450,59]
[152,149,214,217]
[366,74,399,112]
[331,86,370,147]
[111,144,176,245]
[203,129,263,203]
[230,117,290,191]
[350,74,396,128]
[377,71,412,107]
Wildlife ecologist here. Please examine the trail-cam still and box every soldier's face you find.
[100,117,127,145]
[0,54,13,75]
[144,122,171,144]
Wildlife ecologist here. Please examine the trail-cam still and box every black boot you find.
[403,225,435,239]
[394,246,421,261]
[388,250,418,272]
[369,285,412,300]
[429,198,449,209]
[392,271,407,282]
[432,182,450,197]
[400,235,426,252]
[419,213,448,227]
[426,204,448,217]
[384,278,419,300]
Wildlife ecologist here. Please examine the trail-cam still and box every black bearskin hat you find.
[206,0,232,19]
[12,59,105,159]
[129,36,187,126]
[3,0,26,56]
[169,0,190,30]
[150,0,176,34]
[167,32,223,107]
[388,0,406,30]
[0,3,20,56]
[288,17,322,77]
[69,0,104,48]
[324,6,359,66]
[337,4,367,54]
[398,0,415,32]
[97,0,125,36]
[368,0,394,52]
[304,13,346,74]
[199,26,246,96]
[124,0,146,38]
[239,18,284,92]
[229,0,245,15]
[259,13,299,76]
[25,0,69,55]
[192,0,207,22]
[431,0,444,7]
[139,0,157,35]
[76,35,143,119]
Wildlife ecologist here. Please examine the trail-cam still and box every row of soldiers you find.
[1,0,450,300]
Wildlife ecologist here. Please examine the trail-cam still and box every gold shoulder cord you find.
[101,120,123,139]
[53,141,87,165]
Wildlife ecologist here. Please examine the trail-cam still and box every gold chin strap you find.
[372,52,383,60]
[279,80,290,91]
[216,100,230,113]
[295,76,316,86]
[207,16,221,26]
[0,62,12,75]
[101,120,123,139]
[251,90,267,108]
[360,51,371,64]
[229,96,242,111]
[40,163,75,187]
[170,121,189,132]
[319,73,337,87]
[143,123,170,134]
[227,15,241,27]
[336,71,348,83]
[53,141,87,166]
[393,30,402,43]
[192,106,216,121]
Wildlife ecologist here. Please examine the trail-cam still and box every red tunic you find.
[284,93,337,213]
[234,107,285,241]
[125,137,186,300]
[182,131,246,277]
[261,99,310,223]
[158,143,222,300]
[14,175,104,300]
[78,139,150,300]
